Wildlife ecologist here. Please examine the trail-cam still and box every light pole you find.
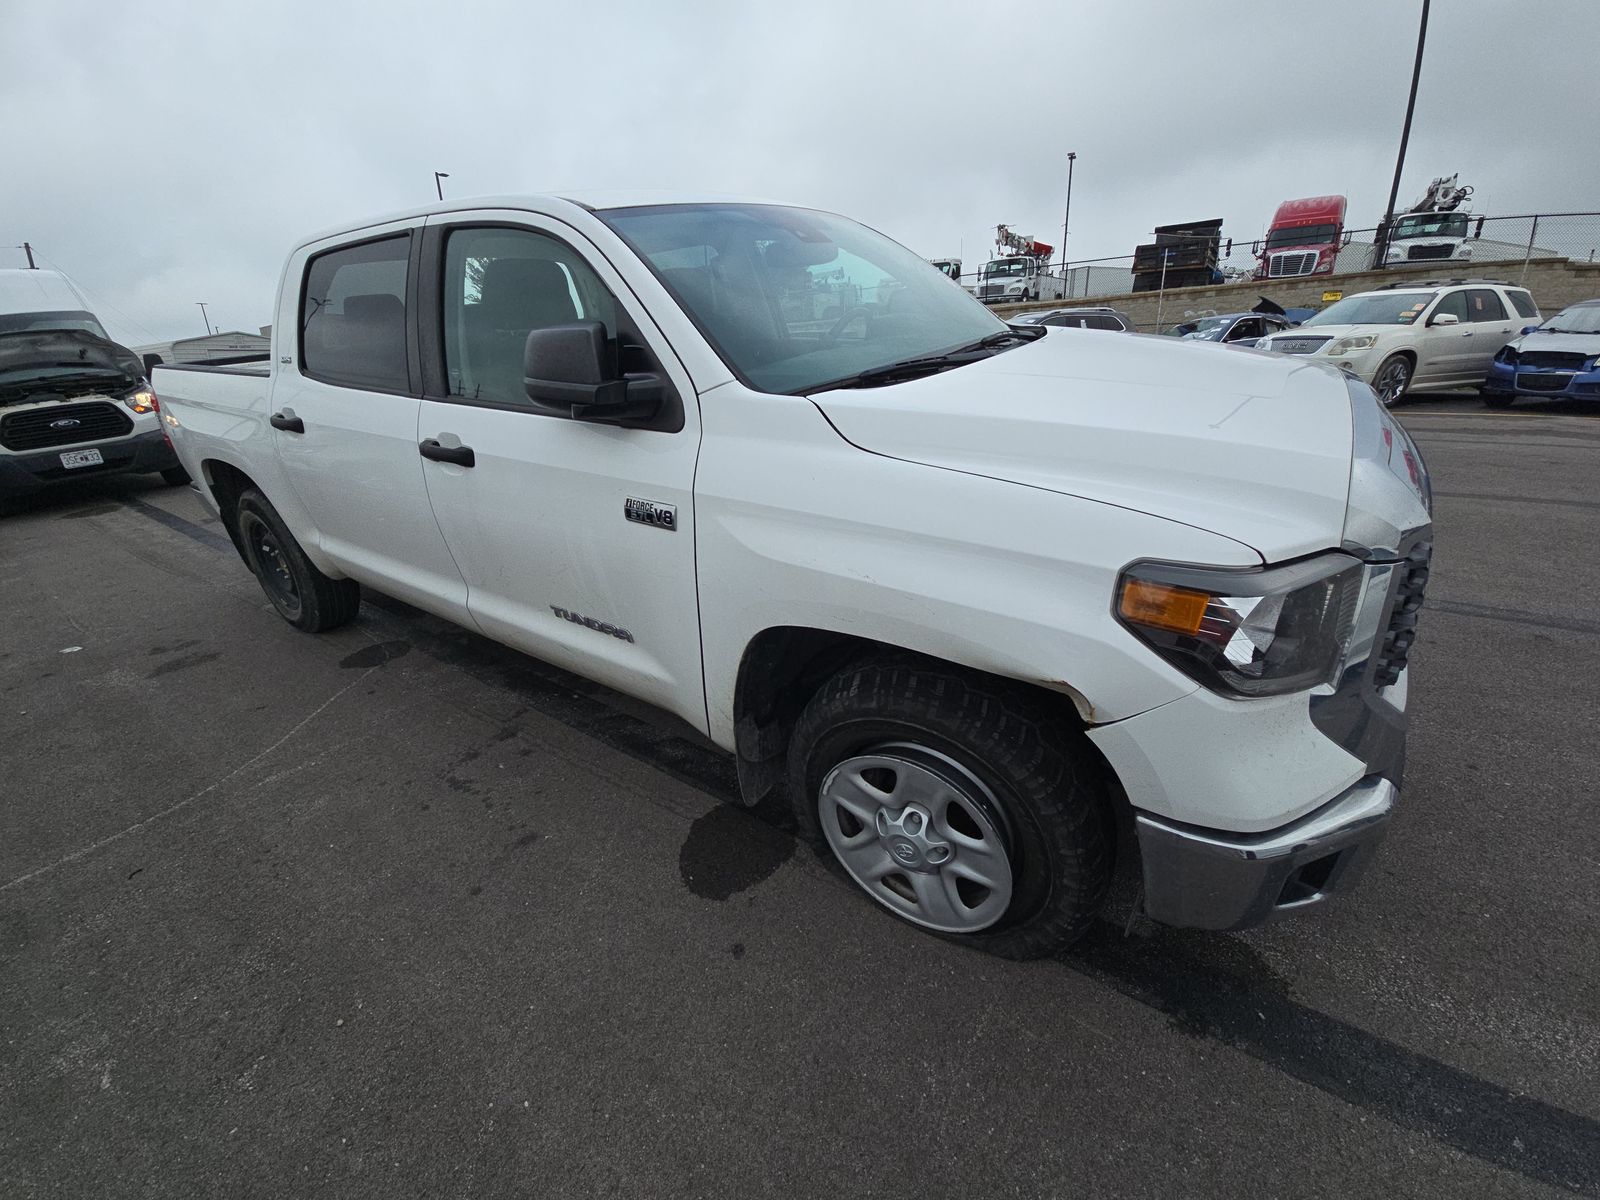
[1375,0,1431,266]
[434,171,450,202]
[1061,152,1076,291]
[196,302,212,336]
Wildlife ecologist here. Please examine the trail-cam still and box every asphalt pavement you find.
[2,402,1597,1198]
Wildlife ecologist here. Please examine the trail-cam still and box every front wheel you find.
[235,488,360,632]
[788,659,1112,959]
[160,466,191,486]
[1372,354,1413,407]
[1480,389,1515,409]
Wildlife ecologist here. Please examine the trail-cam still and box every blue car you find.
[1483,299,1600,407]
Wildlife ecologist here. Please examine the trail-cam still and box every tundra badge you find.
[625,497,676,530]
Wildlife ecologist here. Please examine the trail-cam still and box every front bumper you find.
[0,427,177,495]
[1484,360,1600,401]
[1135,775,1394,931]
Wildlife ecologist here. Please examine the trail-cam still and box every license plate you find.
[59,448,104,469]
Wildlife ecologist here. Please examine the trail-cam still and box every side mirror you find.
[141,352,163,377]
[1521,324,1542,335]
[1428,312,1460,327]
[523,321,661,422]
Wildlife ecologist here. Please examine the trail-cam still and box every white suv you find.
[1257,279,1541,405]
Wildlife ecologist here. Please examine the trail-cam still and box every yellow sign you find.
[1322,291,1343,303]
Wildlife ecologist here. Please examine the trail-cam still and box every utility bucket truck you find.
[977,226,1062,304]
[1384,174,1478,267]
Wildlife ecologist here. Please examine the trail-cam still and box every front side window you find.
[1430,291,1470,323]
[601,203,1005,394]
[441,227,618,405]
[1228,317,1264,341]
[301,235,410,391]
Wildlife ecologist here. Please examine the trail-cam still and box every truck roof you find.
[291,191,802,252]
[1269,195,1347,226]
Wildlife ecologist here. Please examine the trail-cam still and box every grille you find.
[1268,251,1318,278]
[1272,336,1331,355]
[0,401,134,451]
[1516,351,1589,370]
[1405,244,1453,260]
[1516,372,1575,392]
[1373,539,1430,688]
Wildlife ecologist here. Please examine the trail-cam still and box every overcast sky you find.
[3,0,1596,346]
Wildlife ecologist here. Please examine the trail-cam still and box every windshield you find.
[982,258,1029,278]
[1305,292,1435,327]
[1542,305,1600,335]
[1177,316,1234,341]
[0,309,110,338]
[1266,224,1338,250]
[601,203,1005,394]
[1394,213,1469,240]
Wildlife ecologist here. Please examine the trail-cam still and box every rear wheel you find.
[788,659,1112,959]
[235,488,360,632]
[1372,354,1413,407]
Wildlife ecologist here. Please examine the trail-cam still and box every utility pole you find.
[434,171,450,202]
[1375,0,1431,266]
[196,302,212,336]
[22,242,36,269]
[1061,152,1076,285]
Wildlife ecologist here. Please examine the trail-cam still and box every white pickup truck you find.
[155,193,1433,959]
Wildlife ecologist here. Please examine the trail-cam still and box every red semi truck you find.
[1254,196,1347,280]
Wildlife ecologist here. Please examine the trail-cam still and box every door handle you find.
[419,438,475,468]
[1460,330,1474,337]
[269,412,304,433]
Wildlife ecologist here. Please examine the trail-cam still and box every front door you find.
[415,214,706,731]
[1412,289,1474,384]
[271,227,470,621]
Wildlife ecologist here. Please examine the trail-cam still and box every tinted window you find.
[1227,317,1264,341]
[1430,291,1469,323]
[1086,314,1123,330]
[442,227,618,405]
[1506,290,1540,320]
[1465,289,1507,322]
[301,235,410,391]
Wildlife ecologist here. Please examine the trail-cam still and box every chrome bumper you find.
[1134,776,1396,931]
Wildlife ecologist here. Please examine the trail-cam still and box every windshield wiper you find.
[815,325,1046,391]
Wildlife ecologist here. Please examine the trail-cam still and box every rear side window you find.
[1506,289,1540,320]
[301,235,411,392]
[1086,314,1123,331]
[1465,289,1507,322]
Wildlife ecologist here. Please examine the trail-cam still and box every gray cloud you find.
[3,0,1594,344]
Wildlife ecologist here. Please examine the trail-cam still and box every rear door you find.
[1464,288,1515,378]
[414,211,707,731]
[269,225,470,621]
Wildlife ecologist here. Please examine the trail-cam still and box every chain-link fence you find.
[955,211,1600,301]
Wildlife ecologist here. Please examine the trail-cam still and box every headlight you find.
[1385,247,1402,261]
[1327,335,1377,356]
[1495,345,1518,364]
[123,387,159,414]
[1117,555,1365,697]
[1457,245,1473,259]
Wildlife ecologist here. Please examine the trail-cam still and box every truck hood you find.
[810,330,1356,561]
[0,329,141,403]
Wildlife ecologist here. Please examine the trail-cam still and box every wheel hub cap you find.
[818,747,1014,934]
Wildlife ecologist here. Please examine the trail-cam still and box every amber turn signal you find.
[1118,579,1211,637]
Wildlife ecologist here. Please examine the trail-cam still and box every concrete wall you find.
[996,257,1600,331]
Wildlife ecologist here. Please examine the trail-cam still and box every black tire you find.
[234,487,360,633]
[788,659,1112,959]
[160,466,192,486]
[1480,389,1515,409]
[1372,353,1413,407]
